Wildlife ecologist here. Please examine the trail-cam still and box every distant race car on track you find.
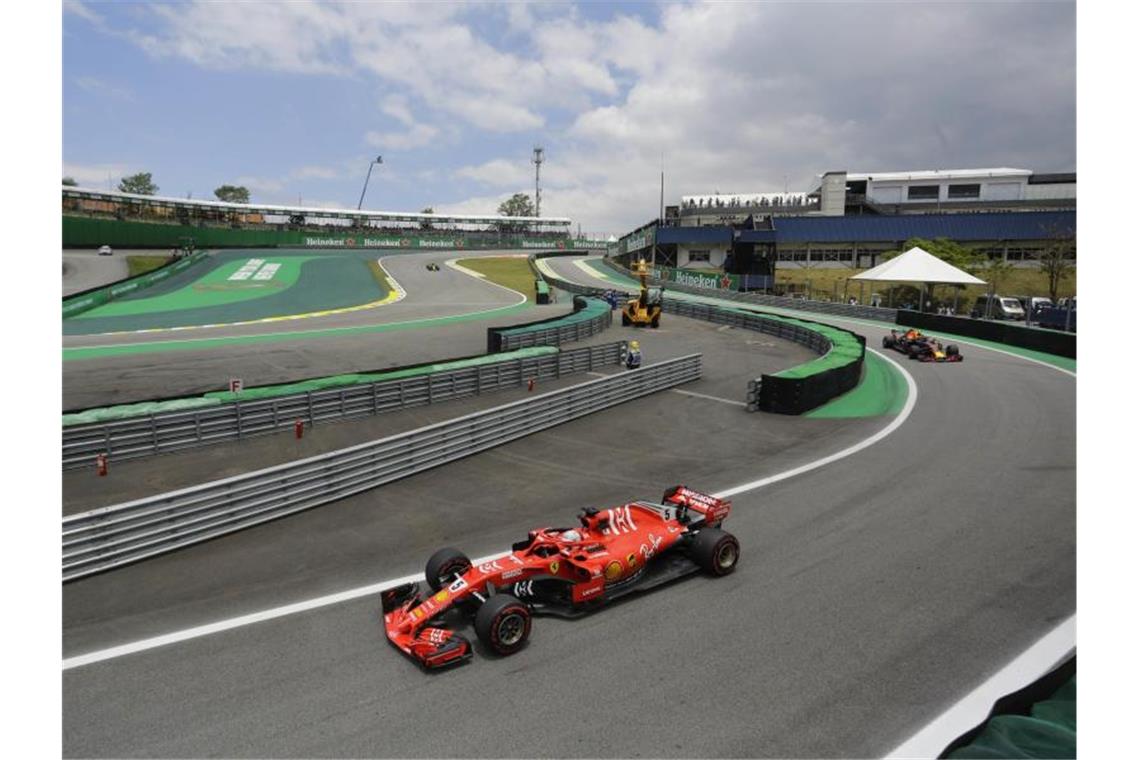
[381,485,740,669]
[882,328,962,362]
[425,262,440,271]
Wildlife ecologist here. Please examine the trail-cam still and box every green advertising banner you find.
[649,264,740,291]
[63,216,572,251]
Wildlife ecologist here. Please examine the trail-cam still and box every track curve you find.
[61,254,1075,758]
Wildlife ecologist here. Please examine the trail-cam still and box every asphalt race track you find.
[61,253,1075,758]
[62,249,130,296]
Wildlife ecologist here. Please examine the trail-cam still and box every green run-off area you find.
[64,250,390,335]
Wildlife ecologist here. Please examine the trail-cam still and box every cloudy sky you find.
[63,0,1075,237]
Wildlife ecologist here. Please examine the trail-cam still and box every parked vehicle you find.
[970,295,1026,320]
[97,245,113,256]
[1012,295,1055,316]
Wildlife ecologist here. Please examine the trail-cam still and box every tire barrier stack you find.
[63,250,210,318]
[62,353,701,581]
[531,256,867,415]
[897,310,1076,359]
[486,296,612,352]
[62,342,627,469]
[601,257,898,323]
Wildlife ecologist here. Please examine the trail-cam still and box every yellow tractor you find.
[621,259,663,328]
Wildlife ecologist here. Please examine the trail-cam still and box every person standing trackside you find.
[626,340,642,370]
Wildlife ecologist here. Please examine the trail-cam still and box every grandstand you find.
[615,166,1076,278]
[62,186,573,249]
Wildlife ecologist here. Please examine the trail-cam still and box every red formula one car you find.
[380,486,740,669]
[882,328,962,362]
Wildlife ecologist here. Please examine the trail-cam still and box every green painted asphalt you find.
[63,300,532,361]
[64,256,388,335]
[74,256,313,318]
[807,350,908,419]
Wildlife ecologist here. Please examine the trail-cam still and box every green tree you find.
[1039,228,1076,302]
[118,172,158,195]
[420,206,434,230]
[496,193,536,232]
[214,184,251,204]
[62,176,78,186]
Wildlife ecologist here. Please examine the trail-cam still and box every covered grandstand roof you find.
[843,168,1032,182]
[62,186,571,226]
[771,210,1074,243]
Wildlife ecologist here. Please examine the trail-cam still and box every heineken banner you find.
[63,216,572,251]
[650,264,741,292]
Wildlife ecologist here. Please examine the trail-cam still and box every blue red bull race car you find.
[883,328,962,362]
[381,486,739,669]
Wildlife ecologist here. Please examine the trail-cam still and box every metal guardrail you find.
[62,353,701,581]
[490,299,613,352]
[600,257,898,323]
[63,342,626,470]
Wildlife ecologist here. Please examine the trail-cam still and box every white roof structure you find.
[843,168,1031,182]
[850,247,987,285]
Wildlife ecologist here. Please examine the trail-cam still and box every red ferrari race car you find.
[380,485,740,670]
[882,328,962,362]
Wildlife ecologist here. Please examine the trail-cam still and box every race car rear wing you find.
[661,485,731,526]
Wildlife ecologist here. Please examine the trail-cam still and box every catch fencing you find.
[63,342,626,469]
[62,354,701,581]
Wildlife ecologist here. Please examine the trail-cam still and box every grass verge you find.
[460,256,537,302]
[126,255,173,278]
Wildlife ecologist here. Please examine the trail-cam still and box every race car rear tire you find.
[474,594,532,656]
[425,547,472,592]
[946,344,959,357]
[691,528,740,577]
[882,336,893,348]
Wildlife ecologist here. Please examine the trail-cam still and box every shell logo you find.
[433,590,449,603]
[604,560,623,581]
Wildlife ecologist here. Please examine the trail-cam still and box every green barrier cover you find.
[720,304,863,378]
[498,298,610,336]
[63,216,573,250]
[63,346,559,425]
[947,676,1075,759]
[62,250,211,318]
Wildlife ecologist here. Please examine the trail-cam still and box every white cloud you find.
[63,0,102,25]
[365,123,440,151]
[63,162,137,188]
[455,159,533,188]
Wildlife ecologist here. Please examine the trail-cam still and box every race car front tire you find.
[425,547,472,592]
[946,344,959,357]
[474,594,532,656]
[691,528,740,577]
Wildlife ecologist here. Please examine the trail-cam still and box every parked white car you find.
[98,245,113,256]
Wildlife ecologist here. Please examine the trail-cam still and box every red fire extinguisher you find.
[96,453,108,477]
[295,419,304,439]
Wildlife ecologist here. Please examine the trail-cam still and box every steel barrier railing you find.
[62,353,701,581]
[62,342,626,469]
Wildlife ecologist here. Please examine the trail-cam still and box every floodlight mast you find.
[532,146,544,219]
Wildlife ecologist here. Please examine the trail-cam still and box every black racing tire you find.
[908,345,920,360]
[650,314,660,328]
[474,593,532,656]
[946,344,959,357]
[690,528,740,577]
[882,336,892,348]
[424,547,471,592]
[621,312,631,326]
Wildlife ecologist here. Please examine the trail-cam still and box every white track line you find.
[884,615,1076,759]
[671,389,747,407]
[63,350,919,670]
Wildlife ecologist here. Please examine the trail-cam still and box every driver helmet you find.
[630,341,640,351]
[561,529,582,542]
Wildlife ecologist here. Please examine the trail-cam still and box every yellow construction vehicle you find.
[621,259,663,328]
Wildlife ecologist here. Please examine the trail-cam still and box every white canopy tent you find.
[849,246,986,311]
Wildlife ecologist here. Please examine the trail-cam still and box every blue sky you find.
[63,1,1075,237]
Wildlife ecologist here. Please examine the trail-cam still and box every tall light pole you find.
[532,146,544,218]
[357,156,383,210]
